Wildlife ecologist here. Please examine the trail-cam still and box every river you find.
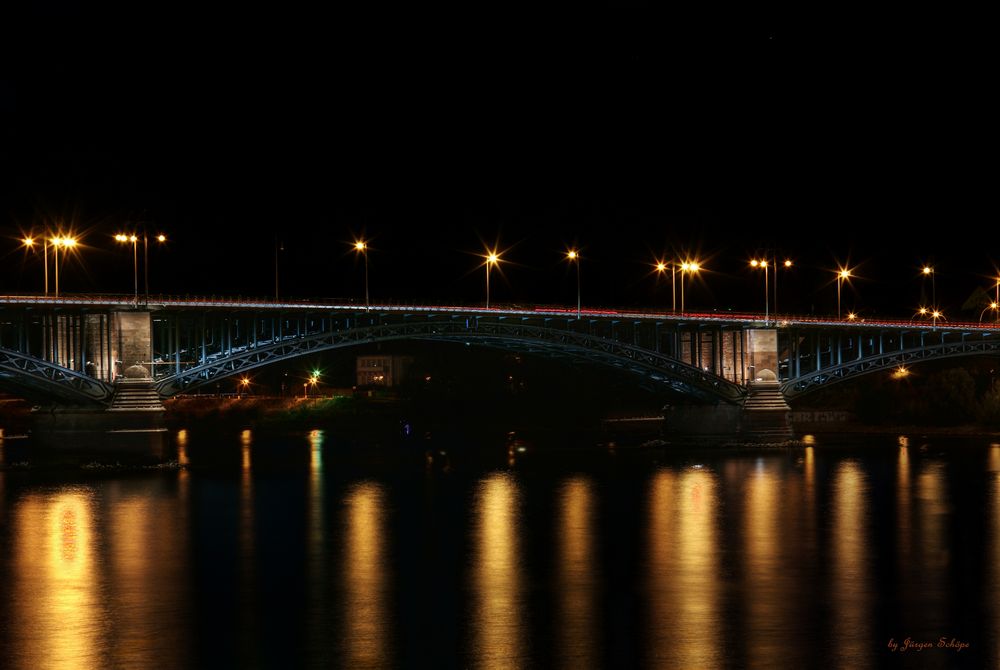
[0,427,994,668]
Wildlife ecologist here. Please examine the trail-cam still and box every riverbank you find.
[5,395,1000,443]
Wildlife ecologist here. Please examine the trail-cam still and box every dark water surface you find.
[0,428,997,669]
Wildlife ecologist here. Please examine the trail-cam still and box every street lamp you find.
[654,261,671,311]
[21,236,50,295]
[931,309,944,329]
[484,251,500,309]
[566,249,581,319]
[750,259,769,324]
[116,231,166,304]
[52,236,77,297]
[680,261,699,313]
[239,376,251,396]
[775,259,793,318]
[143,231,167,304]
[354,240,370,310]
[836,268,851,319]
[115,233,139,302]
[980,302,999,323]
[922,266,935,308]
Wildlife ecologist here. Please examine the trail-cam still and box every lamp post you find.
[52,236,77,297]
[672,263,677,312]
[680,262,699,313]
[355,240,369,310]
[566,249,581,318]
[21,236,50,295]
[655,262,669,311]
[922,266,935,308]
[117,231,165,304]
[750,259,769,324]
[144,232,167,305]
[115,233,139,302]
[980,302,998,323]
[775,258,792,319]
[837,268,851,319]
[485,252,499,309]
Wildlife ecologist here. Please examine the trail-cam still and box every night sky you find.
[1,9,992,318]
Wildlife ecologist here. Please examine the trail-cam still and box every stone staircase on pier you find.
[109,378,165,411]
[742,381,793,440]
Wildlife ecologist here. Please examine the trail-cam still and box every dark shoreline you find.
[4,396,1000,444]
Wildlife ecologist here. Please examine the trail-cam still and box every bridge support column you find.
[113,311,153,379]
[747,329,778,382]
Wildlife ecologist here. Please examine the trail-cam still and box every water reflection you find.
[831,461,871,669]
[308,429,325,550]
[13,490,106,670]
[238,429,256,660]
[176,429,190,466]
[306,430,327,655]
[344,481,391,668]
[107,485,189,667]
[897,447,912,566]
[470,473,525,669]
[557,477,599,669]
[648,468,721,668]
[915,461,948,624]
[743,465,790,668]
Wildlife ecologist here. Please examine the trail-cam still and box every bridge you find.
[3,294,1000,409]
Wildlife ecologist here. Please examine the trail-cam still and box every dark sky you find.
[0,9,993,318]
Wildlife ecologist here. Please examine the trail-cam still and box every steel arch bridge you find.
[3,294,1000,406]
[152,320,746,403]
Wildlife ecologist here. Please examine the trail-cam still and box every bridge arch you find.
[154,321,747,404]
[782,339,1000,399]
[0,347,113,405]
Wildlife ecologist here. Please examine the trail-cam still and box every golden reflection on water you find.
[990,444,1000,473]
[648,468,721,668]
[238,428,256,660]
[831,461,871,670]
[176,428,190,466]
[897,447,912,565]
[13,490,106,670]
[557,477,598,669]
[241,428,252,472]
[107,489,188,668]
[344,481,391,669]
[308,429,325,546]
[306,429,327,652]
[471,473,525,669]
[915,462,948,608]
[743,464,789,668]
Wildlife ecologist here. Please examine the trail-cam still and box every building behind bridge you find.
[356,355,413,388]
